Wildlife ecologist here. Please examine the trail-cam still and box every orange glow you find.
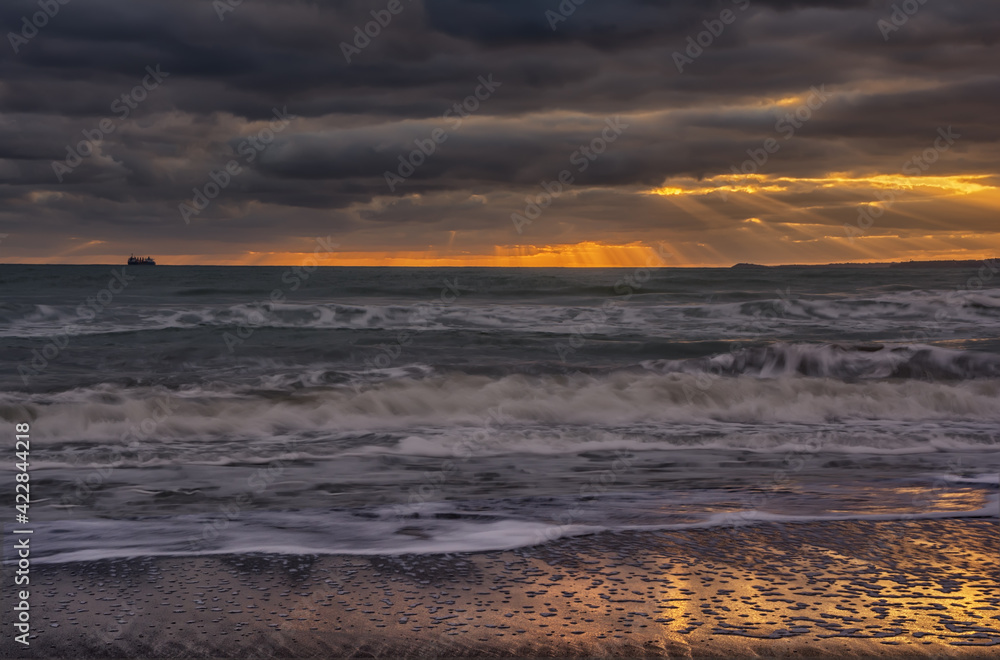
[646,173,997,197]
[11,237,1000,268]
[226,241,677,268]
[491,241,674,267]
[12,242,688,267]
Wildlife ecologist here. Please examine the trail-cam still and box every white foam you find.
[938,473,999,486]
[6,372,1000,452]
[12,494,997,564]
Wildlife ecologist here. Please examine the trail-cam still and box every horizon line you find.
[1,258,996,269]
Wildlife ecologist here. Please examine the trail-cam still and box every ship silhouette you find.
[128,254,156,266]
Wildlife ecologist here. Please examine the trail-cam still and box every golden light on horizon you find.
[10,242,682,268]
[492,241,671,267]
[645,173,997,198]
[225,241,681,268]
[13,234,999,268]
[12,170,1000,268]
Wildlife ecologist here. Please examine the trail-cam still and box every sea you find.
[2,264,998,563]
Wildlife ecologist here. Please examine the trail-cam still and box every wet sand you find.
[2,519,997,658]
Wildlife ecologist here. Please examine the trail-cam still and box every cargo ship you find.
[127,254,156,265]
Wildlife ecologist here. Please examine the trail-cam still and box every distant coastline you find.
[731,258,998,269]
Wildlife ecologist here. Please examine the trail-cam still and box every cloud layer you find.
[2,0,998,265]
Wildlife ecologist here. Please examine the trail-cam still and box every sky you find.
[1,0,998,267]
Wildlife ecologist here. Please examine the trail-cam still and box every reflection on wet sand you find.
[2,519,996,658]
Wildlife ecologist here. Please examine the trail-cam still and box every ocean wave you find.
[2,287,999,338]
[5,365,1000,448]
[643,343,1000,380]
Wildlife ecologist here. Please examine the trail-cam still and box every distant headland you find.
[732,259,997,269]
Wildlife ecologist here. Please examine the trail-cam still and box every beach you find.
[4,519,997,658]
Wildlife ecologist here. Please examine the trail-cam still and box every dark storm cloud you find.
[1,0,998,261]
[423,0,874,48]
